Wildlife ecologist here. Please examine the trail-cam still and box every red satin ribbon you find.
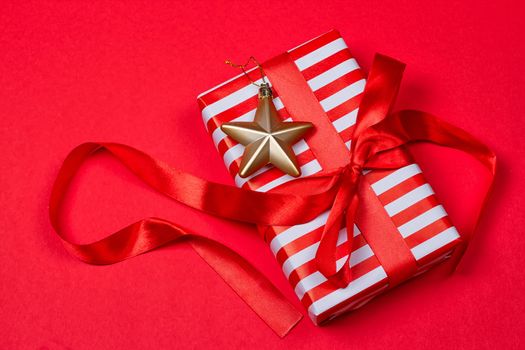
[50,53,496,335]
[50,143,305,337]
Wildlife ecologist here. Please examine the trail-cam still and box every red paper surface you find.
[1,1,524,348]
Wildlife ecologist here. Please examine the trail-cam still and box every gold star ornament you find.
[221,83,313,178]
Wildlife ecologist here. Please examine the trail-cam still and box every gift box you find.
[197,30,462,324]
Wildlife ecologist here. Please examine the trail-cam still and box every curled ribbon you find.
[50,54,496,336]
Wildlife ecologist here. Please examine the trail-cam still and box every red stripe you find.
[324,93,363,122]
[274,226,323,266]
[405,217,454,249]
[338,125,355,144]
[313,69,364,102]
[416,239,460,267]
[300,49,354,81]
[287,30,342,61]
[390,195,440,227]
[314,283,388,324]
[365,166,400,185]
[287,236,369,288]
[377,173,427,204]
[300,257,381,308]
[263,219,304,239]
[277,233,367,275]
[205,95,259,132]
[199,68,265,107]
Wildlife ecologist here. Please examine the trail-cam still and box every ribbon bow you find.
[310,55,496,287]
[50,54,496,336]
[313,54,413,286]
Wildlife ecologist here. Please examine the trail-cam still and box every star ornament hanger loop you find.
[221,83,313,178]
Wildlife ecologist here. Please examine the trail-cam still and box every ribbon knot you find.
[347,161,364,177]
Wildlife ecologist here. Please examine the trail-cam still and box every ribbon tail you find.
[326,193,360,288]
[363,109,496,270]
[345,194,359,268]
[316,171,361,288]
[315,181,349,281]
[191,237,303,337]
[64,218,303,337]
[373,110,496,173]
[398,110,496,271]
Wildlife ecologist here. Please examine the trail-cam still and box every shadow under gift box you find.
[197,30,461,325]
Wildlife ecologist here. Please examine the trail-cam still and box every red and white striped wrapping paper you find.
[197,30,462,324]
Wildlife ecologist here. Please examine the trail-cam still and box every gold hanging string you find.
[225,56,267,87]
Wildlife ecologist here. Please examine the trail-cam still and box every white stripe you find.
[197,66,257,99]
[417,250,453,272]
[283,243,321,278]
[370,164,422,196]
[295,272,325,301]
[270,210,330,255]
[255,159,322,192]
[345,140,352,149]
[333,109,358,132]
[326,285,389,321]
[411,227,460,260]
[201,79,265,125]
[212,128,227,149]
[273,97,284,110]
[223,144,244,169]
[294,38,347,71]
[319,79,366,112]
[294,244,374,300]
[398,205,448,238]
[293,139,310,154]
[350,244,374,267]
[234,164,272,187]
[307,59,359,91]
[347,285,389,311]
[307,267,388,317]
[336,227,350,245]
[282,226,361,278]
[384,183,434,217]
[211,109,258,146]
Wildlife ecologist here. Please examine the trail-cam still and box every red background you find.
[1,1,524,348]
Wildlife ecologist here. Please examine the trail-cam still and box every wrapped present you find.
[50,28,495,336]
[197,30,462,324]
